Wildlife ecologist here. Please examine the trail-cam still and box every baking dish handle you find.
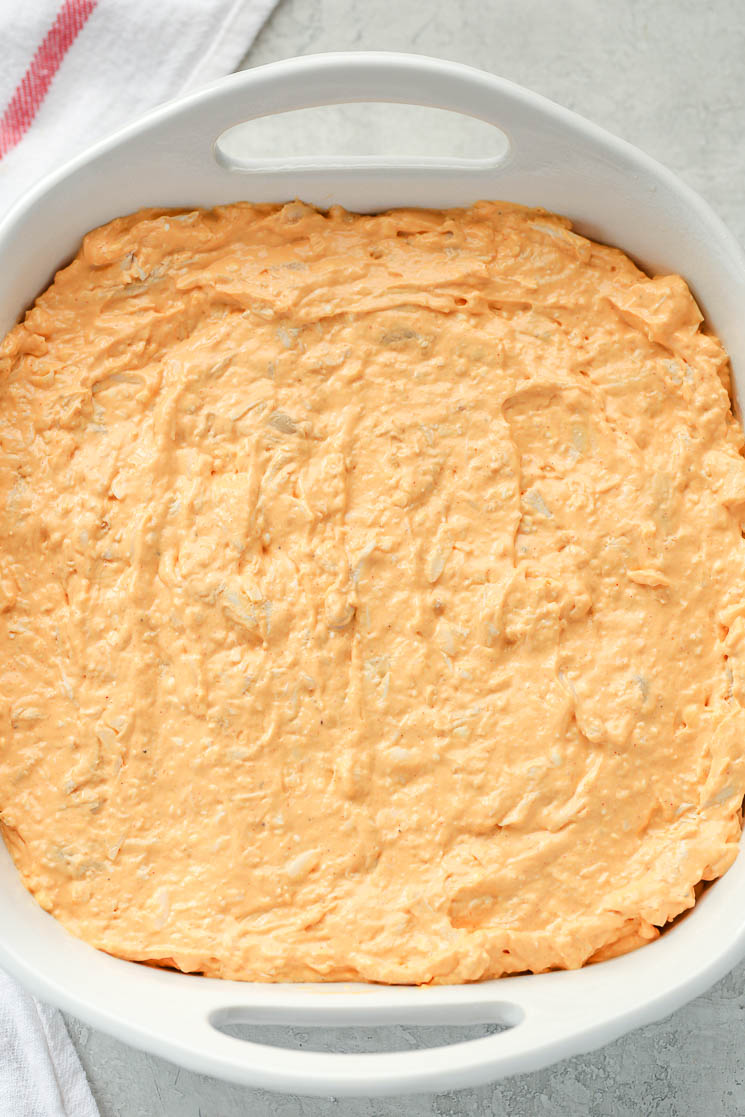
[154,51,592,176]
[182,999,587,1096]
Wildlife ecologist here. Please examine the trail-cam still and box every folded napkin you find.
[0,0,277,213]
[0,971,99,1117]
[0,1,277,1112]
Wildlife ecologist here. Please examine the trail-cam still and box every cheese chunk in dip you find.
[1,200,745,984]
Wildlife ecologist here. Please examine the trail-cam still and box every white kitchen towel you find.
[0,969,99,1117]
[0,0,278,214]
[0,1,278,1112]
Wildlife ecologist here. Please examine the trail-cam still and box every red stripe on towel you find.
[0,0,98,159]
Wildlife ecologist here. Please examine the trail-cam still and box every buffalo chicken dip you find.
[1,201,744,983]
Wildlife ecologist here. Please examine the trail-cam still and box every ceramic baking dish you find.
[1,52,745,1099]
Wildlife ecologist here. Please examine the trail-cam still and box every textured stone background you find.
[65,1,745,1113]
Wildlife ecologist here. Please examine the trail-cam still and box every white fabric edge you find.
[37,1005,100,1117]
[180,0,276,92]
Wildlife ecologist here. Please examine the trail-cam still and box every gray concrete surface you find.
[64,1,745,1113]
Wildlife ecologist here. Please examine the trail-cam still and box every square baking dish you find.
[1,52,745,1097]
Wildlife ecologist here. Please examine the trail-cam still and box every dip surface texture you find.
[1,201,745,983]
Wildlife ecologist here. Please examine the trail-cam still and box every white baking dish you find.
[1,52,745,1099]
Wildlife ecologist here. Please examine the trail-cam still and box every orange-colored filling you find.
[1,201,744,983]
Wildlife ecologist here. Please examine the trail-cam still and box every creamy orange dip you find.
[1,200,745,984]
